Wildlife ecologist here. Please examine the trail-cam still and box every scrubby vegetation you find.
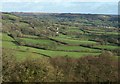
[2,48,119,82]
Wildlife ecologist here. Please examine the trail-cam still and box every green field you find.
[55,45,101,52]
[52,37,97,45]
[94,45,119,50]
[2,30,119,61]
[20,37,54,45]
[2,33,101,60]
[65,28,84,34]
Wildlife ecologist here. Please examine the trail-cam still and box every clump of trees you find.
[2,49,119,82]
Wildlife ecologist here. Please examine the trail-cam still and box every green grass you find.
[14,50,43,61]
[58,34,72,39]
[2,33,15,41]
[65,29,84,34]
[22,34,39,39]
[0,33,102,59]
[106,32,118,35]
[52,37,97,45]
[68,27,79,29]
[2,13,119,62]
[88,28,105,32]
[3,13,20,20]
[4,44,101,59]
[3,47,43,61]
[94,45,119,50]
[17,46,100,57]
[2,41,17,48]
[2,40,100,59]
[13,45,100,58]
[56,45,101,52]
[0,33,2,37]
[87,30,118,35]
[23,46,100,58]
[20,37,54,45]
[2,33,17,48]
[2,34,100,59]
[2,34,42,61]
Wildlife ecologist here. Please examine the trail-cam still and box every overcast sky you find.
[0,0,119,15]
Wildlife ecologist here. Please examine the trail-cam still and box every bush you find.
[74,51,118,82]
[2,48,17,82]
[2,49,118,82]
[2,49,64,82]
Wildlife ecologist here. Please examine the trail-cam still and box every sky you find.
[0,0,119,15]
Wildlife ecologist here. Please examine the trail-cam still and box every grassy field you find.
[65,28,84,34]
[2,33,14,41]
[93,45,119,50]
[22,34,39,39]
[3,13,20,20]
[2,33,43,60]
[55,45,101,52]
[2,30,119,61]
[22,46,100,58]
[86,30,118,35]
[20,37,54,45]
[52,37,98,45]
[2,33,101,60]
[58,34,72,39]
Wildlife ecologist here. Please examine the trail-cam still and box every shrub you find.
[2,49,64,82]
[2,49,118,82]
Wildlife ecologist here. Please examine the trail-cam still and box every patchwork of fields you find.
[2,33,101,60]
[2,30,119,61]
[2,13,119,61]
